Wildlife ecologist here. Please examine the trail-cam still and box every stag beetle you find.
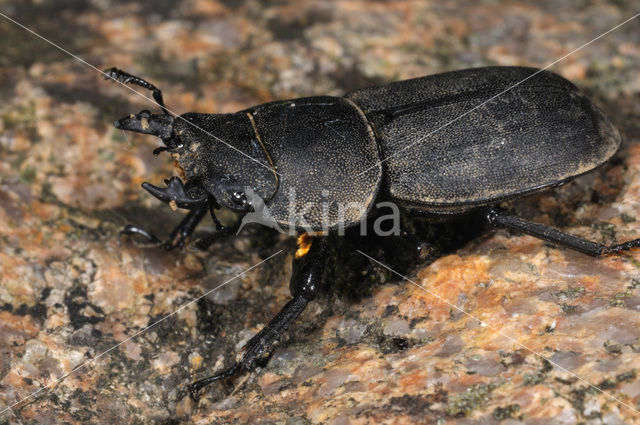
[104,66,639,401]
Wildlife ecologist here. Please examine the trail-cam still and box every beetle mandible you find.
[104,66,639,400]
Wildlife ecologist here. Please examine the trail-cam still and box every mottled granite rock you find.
[1,1,640,424]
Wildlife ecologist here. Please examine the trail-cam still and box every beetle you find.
[104,66,640,401]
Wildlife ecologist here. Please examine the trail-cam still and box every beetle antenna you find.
[104,67,170,115]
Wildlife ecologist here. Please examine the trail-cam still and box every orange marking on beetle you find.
[174,160,186,180]
[295,233,313,259]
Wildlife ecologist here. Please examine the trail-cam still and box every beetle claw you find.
[119,224,191,251]
[118,224,162,246]
[142,176,208,209]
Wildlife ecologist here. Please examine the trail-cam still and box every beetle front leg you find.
[188,234,328,401]
[121,205,209,251]
[165,206,210,250]
[189,206,241,251]
[486,207,640,257]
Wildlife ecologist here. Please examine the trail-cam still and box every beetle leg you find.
[188,234,328,401]
[104,67,169,115]
[118,225,162,246]
[486,208,640,257]
[189,206,239,251]
[120,205,209,250]
[163,206,210,250]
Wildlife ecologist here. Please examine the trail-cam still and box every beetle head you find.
[167,112,279,214]
[116,110,278,213]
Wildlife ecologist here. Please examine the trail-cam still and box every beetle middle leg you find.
[486,207,640,256]
[188,234,328,401]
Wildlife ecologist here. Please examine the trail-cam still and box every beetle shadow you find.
[323,212,487,304]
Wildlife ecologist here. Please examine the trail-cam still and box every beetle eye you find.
[230,191,254,212]
[160,135,184,152]
[232,191,246,205]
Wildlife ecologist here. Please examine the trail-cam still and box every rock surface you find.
[1,1,640,424]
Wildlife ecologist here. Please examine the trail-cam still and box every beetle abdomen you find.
[346,67,621,214]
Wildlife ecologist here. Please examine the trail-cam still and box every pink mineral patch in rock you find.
[465,353,507,377]
[121,340,143,361]
[293,363,323,384]
[152,351,181,372]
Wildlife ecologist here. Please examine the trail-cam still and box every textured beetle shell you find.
[249,96,382,231]
[346,67,621,214]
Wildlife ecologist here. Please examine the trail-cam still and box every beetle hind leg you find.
[598,239,640,255]
[486,207,640,257]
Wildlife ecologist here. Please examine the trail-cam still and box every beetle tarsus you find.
[601,239,640,255]
[119,225,162,246]
[487,207,640,257]
[188,297,310,401]
[104,67,169,115]
[188,362,241,402]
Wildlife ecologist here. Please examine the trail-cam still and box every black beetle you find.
[104,66,639,400]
